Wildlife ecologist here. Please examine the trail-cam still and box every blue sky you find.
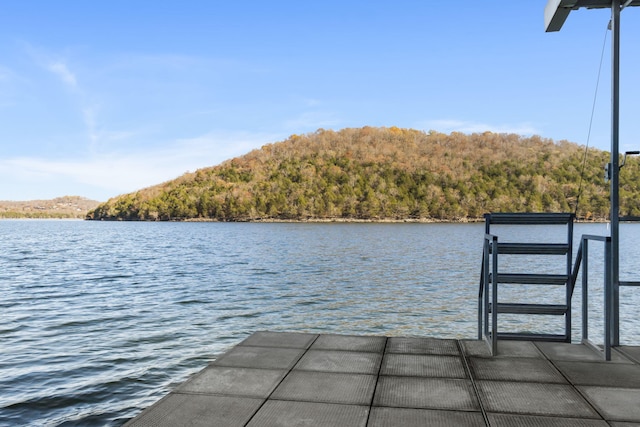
[1,1,639,201]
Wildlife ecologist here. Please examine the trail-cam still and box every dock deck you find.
[125,331,640,426]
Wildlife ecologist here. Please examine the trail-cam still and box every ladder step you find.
[492,273,568,285]
[495,332,568,342]
[619,281,640,287]
[489,303,568,315]
[485,213,574,225]
[492,243,569,255]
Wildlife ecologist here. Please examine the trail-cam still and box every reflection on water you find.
[0,220,638,426]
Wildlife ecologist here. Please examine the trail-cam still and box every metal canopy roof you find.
[545,0,640,31]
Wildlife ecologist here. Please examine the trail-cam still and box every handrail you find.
[570,243,582,299]
[478,253,485,299]
[572,234,612,360]
[570,233,640,360]
[570,234,609,298]
[478,233,497,298]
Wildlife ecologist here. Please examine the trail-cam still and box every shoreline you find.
[5,215,614,223]
[181,217,482,224]
[180,216,611,224]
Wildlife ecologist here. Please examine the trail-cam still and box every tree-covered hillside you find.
[1,196,100,219]
[87,127,640,222]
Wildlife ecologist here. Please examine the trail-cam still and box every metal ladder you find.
[478,212,575,355]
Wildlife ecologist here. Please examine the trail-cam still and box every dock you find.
[124,331,640,426]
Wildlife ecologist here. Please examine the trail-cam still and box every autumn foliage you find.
[87,127,639,222]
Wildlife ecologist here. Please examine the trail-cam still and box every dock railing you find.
[574,233,640,360]
[480,229,637,361]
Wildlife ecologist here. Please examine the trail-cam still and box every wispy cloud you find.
[47,61,77,88]
[0,130,276,201]
[31,48,116,153]
[19,40,78,89]
[419,119,539,136]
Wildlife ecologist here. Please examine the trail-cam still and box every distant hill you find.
[0,196,101,219]
[87,127,638,222]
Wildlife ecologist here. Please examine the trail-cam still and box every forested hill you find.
[87,127,639,222]
[1,196,100,219]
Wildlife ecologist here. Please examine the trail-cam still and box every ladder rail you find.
[478,232,497,348]
[491,233,498,355]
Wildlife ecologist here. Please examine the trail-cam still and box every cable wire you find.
[574,24,609,218]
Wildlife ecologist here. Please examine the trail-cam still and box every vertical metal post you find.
[483,215,491,341]
[484,246,490,338]
[478,261,483,341]
[484,256,489,338]
[565,215,574,342]
[491,234,498,356]
[604,238,612,360]
[613,264,620,346]
[610,0,621,349]
[479,248,486,340]
[582,238,589,342]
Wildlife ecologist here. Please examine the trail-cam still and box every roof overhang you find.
[545,0,640,32]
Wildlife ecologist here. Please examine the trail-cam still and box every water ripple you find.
[0,220,639,426]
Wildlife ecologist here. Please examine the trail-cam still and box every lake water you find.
[1,220,639,426]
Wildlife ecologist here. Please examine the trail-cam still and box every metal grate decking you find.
[125,331,640,426]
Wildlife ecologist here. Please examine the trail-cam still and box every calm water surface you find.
[1,220,639,426]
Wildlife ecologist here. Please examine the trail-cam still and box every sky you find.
[1,1,639,202]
